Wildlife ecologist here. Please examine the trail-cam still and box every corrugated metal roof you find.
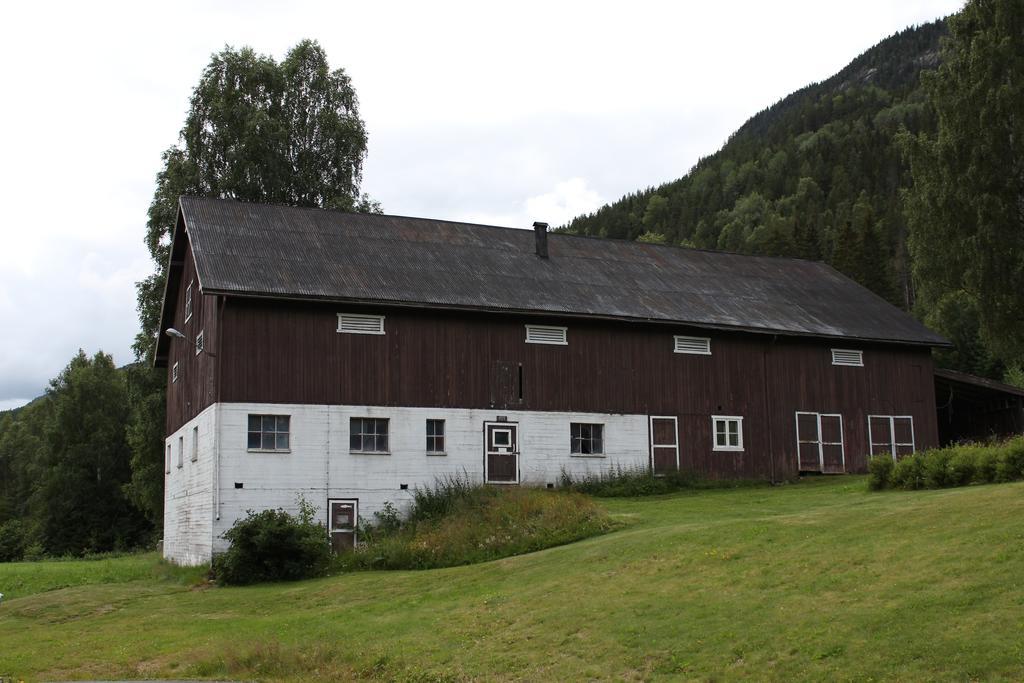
[177,196,949,347]
[935,368,1024,398]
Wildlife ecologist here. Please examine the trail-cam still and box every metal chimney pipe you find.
[533,221,549,259]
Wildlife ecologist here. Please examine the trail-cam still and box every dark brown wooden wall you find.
[190,298,939,480]
[164,239,219,433]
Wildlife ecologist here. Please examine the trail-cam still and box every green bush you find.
[973,448,1000,483]
[0,519,28,562]
[891,454,926,490]
[340,485,614,571]
[212,500,331,585]
[996,438,1024,482]
[946,448,976,486]
[868,437,1024,492]
[922,449,954,488]
[867,454,894,490]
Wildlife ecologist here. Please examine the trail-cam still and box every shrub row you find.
[868,436,1024,491]
[558,463,763,497]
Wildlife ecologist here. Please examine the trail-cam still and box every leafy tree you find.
[642,194,671,233]
[0,402,48,525]
[32,351,149,555]
[636,231,668,245]
[127,40,379,523]
[137,39,377,358]
[905,0,1024,363]
[925,291,1003,379]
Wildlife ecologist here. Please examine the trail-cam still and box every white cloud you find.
[526,179,604,227]
[0,399,31,412]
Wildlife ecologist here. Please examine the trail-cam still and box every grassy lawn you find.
[1,477,1023,681]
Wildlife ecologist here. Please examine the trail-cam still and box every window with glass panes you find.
[351,417,389,453]
[426,419,445,453]
[247,415,290,451]
[712,416,743,451]
[570,423,604,455]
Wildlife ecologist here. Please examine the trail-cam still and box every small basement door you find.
[796,412,845,473]
[328,499,357,552]
[484,421,519,484]
[649,416,680,475]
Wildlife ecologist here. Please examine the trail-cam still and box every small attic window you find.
[832,349,863,367]
[525,325,567,345]
[337,313,385,335]
[674,335,711,355]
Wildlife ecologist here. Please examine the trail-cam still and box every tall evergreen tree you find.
[127,40,378,523]
[906,0,1024,363]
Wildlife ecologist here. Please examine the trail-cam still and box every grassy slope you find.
[1,478,1023,681]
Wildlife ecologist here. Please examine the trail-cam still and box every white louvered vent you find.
[831,348,864,367]
[674,335,712,355]
[525,325,568,345]
[337,313,386,335]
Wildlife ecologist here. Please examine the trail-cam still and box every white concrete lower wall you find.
[208,403,650,556]
[163,404,217,566]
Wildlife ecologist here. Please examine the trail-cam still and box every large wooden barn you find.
[156,197,948,564]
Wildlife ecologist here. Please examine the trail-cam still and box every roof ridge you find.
[181,195,825,266]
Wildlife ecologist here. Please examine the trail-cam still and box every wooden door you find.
[796,412,822,472]
[819,414,845,473]
[869,415,916,461]
[484,422,519,483]
[328,499,357,552]
[649,416,679,475]
[796,412,846,473]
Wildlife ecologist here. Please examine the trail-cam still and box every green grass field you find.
[2,477,1023,681]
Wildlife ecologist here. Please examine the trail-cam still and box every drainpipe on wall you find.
[214,403,221,521]
[325,405,331,523]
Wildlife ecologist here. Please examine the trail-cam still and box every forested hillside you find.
[564,16,1024,381]
[565,22,944,323]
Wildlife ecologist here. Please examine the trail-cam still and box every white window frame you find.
[570,422,605,457]
[177,435,184,469]
[184,280,193,323]
[426,418,446,455]
[868,415,916,461]
[171,362,178,383]
[247,414,291,453]
[491,428,513,449]
[350,417,390,454]
[711,415,744,451]
[674,335,712,355]
[195,330,204,356]
[165,444,171,474]
[191,426,199,462]
[337,313,386,335]
[525,324,568,345]
[831,348,864,367]
[795,411,845,471]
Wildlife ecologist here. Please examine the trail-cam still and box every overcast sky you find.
[0,0,963,410]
